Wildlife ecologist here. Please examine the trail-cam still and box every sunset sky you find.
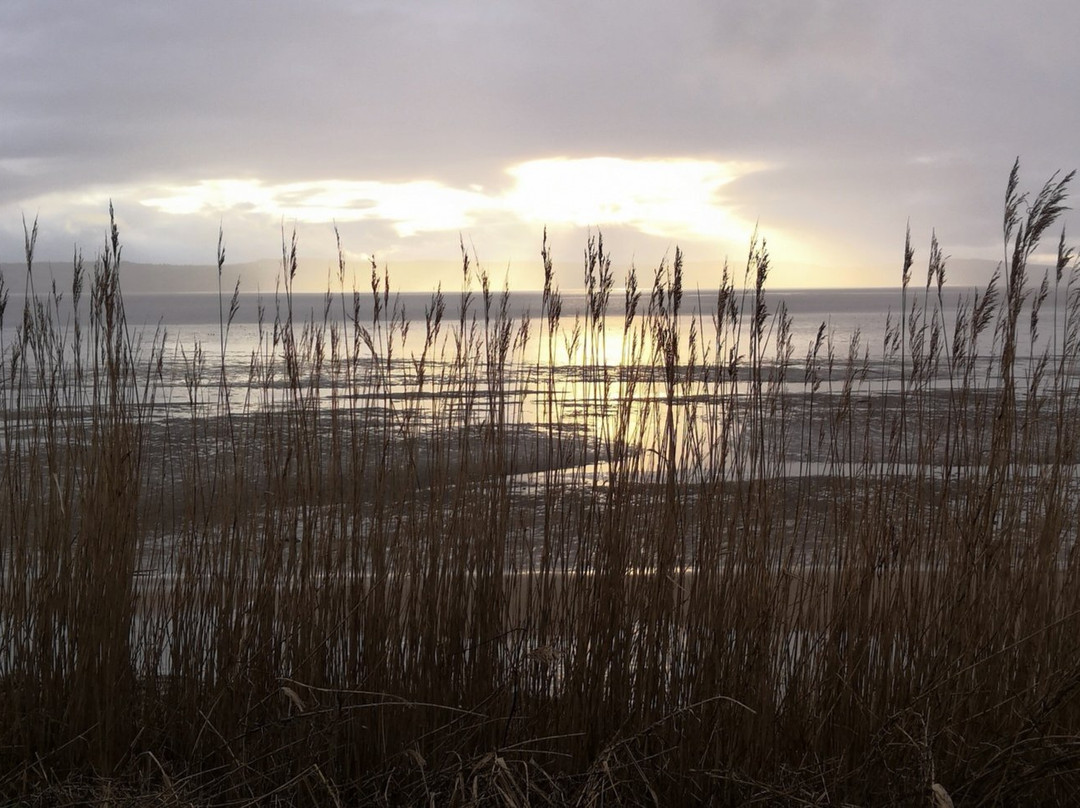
[2,1,1078,291]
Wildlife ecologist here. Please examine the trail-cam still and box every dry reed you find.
[3,163,1080,805]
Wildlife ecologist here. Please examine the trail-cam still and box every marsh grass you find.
[4,165,1080,805]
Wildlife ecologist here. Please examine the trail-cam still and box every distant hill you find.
[11,258,475,295]
[9,259,285,295]
[2,256,1020,296]
[938,258,1002,286]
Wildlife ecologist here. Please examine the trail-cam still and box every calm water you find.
[2,286,1074,426]
[89,285,1068,357]
[3,286,1078,484]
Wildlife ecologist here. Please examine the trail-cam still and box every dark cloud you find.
[2,0,1079,285]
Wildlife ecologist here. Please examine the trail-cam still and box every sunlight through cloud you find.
[139,157,763,247]
[504,157,761,242]
[143,179,492,236]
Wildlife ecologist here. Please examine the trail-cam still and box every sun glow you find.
[139,157,764,246]
[504,157,761,243]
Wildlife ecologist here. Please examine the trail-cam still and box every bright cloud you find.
[504,157,762,243]
[143,179,492,236]
[139,157,765,243]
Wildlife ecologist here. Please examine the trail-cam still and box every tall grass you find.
[4,164,1080,805]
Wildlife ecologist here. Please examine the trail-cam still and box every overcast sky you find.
[2,0,1078,291]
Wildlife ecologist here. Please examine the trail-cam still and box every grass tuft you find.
[3,166,1080,804]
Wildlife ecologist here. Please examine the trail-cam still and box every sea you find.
[72,287,1076,369]
[1,285,1073,435]
[36,285,1056,358]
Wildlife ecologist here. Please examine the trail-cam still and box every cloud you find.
[3,1,1080,285]
[0,156,780,289]
[504,158,761,243]
[143,179,493,236]
[139,157,763,240]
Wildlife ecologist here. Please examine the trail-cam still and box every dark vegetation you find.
[3,163,1080,805]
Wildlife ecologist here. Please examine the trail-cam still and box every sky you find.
[2,0,1079,292]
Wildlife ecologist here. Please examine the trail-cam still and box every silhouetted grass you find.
[3,164,1080,805]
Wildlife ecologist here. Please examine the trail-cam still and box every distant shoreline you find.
[0,284,1009,326]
